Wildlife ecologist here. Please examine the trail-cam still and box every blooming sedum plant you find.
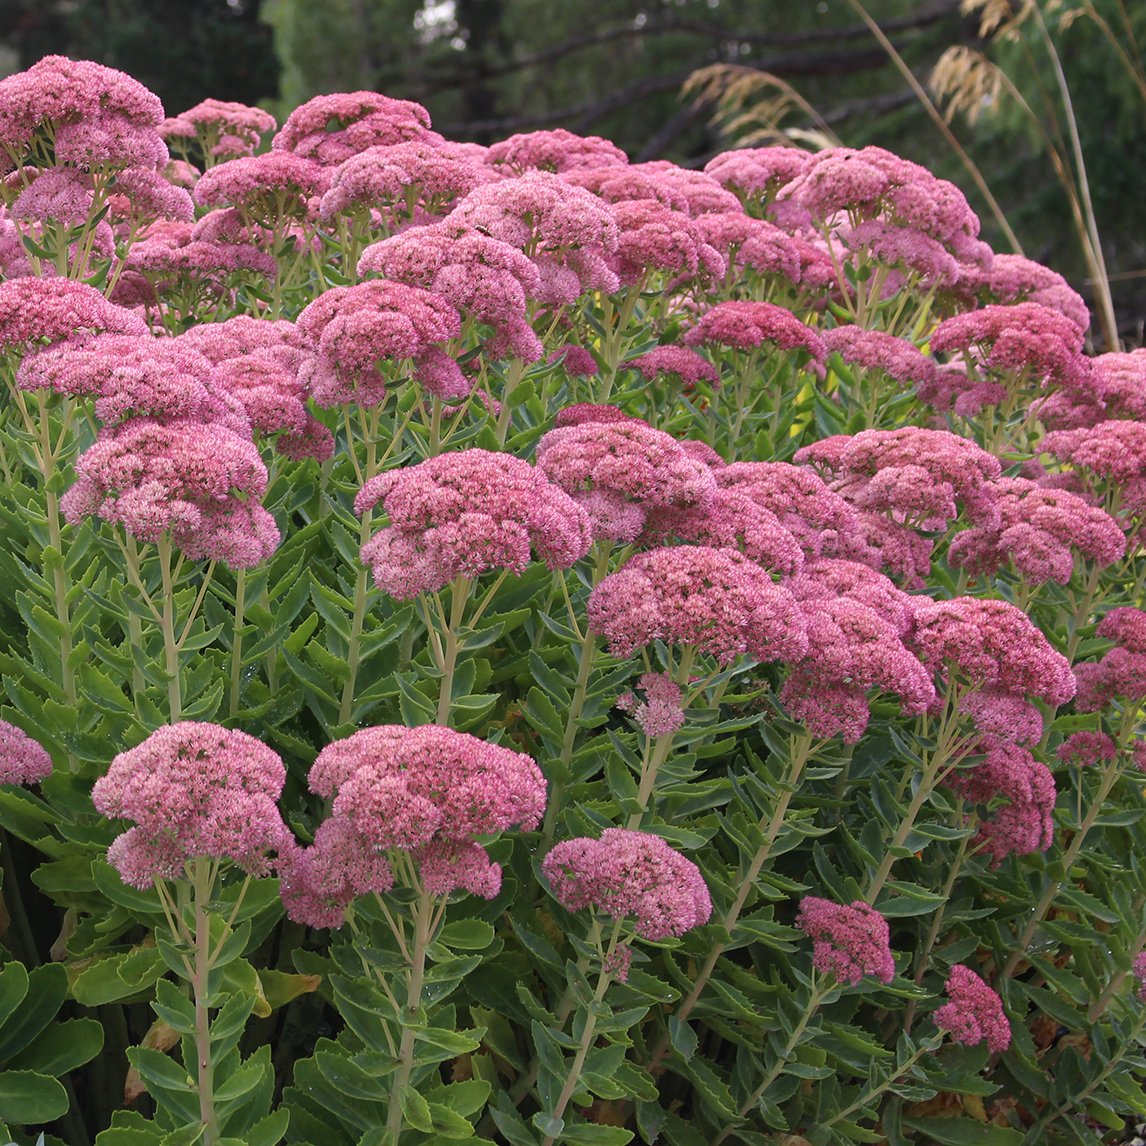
[0,53,1144,1146]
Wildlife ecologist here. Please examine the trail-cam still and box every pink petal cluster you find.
[911,597,1076,705]
[610,161,741,217]
[1042,421,1146,504]
[586,545,808,663]
[295,280,465,406]
[693,212,803,285]
[355,449,592,599]
[487,128,628,173]
[684,300,825,362]
[176,314,303,364]
[971,253,1090,336]
[1057,730,1117,769]
[358,221,544,362]
[0,720,52,786]
[795,896,895,985]
[934,965,1011,1053]
[606,198,725,286]
[272,90,432,165]
[91,722,289,889]
[542,828,712,941]
[1134,952,1146,1003]
[536,417,717,543]
[820,325,937,389]
[960,690,1044,745]
[61,418,280,568]
[616,672,686,739]
[624,345,719,390]
[283,724,546,926]
[703,146,813,204]
[947,738,1056,863]
[161,99,276,159]
[1073,608,1146,712]
[105,168,195,226]
[0,278,146,353]
[947,477,1125,585]
[194,152,329,222]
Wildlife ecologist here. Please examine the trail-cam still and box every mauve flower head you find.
[684,299,825,363]
[797,427,1001,530]
[208,349,311,437]
[703,146,813,204]
[1057,730,1117,769]
[1098,608,1146,654]
[821,325,937,390]
[272,90,432,165]
[355,449,591,598]
[1134,952,1146,1002]
[92,722,289,889]
[618,161,742,217]
[0,720,52,786]
[911,596,1075,705]
[359,221,543,362]
[542,828,711,942]
[587,544,808,664]
[842,219,963,290]
[276,414,336,463]
[606,198,726,287]
[548,344,598,376]
[0,277,147,353]
[0,55,163,158]
[561,164,697,215]
[319,137,488,223]
[1042,420,1146,488]
[624,346,719,391]
[789,557,917,634]
[715,462,868,562]
[620,672,687,738]
[552,403,640,428]
[693,211,803,285]
[160,98,275,158]
[1088,350,1146,423]
[54,114,168,170]
[10,166,93,224]
[640,487,805,577]
[194,152,329,223]
[1073,611,1146,712]
[177,314,302,365]
[948,737,1055,863]
[934,965,1011,1053]
[105,169,195,227]
[931,302,1088,393]
[17,332,220,427]
[796,896,895,985]
[62,417,279,568]
[536,417,717,542]
[960,690,1044,745]
[295,280,464,407]
[973,253,1090,336]
[487,128,628,174]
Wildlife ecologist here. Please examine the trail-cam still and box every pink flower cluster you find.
[684,300,825,361]
[486,128,628,174]
[0,278,147,353]
[281,724,545,927]
[624,346,719,391]
[587,545,808,664]
[1074,607,1146,712]
[355,449,592,599]
[795,896,895,985]
[0,720,52,786]
[542,828,712,942]
[616,672,686,739]
[934,965,1011,1053]
[161,98,276,161]
[92,722,289,889]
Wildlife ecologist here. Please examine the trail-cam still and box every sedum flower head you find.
[684,299,825,361]
[934,965,1011,1053]
[487,127,628,174]
[272,90,432,165]
[0,721,52,786]
[0,278,147,353]
[796,897,895,985]
[542,828,711,941]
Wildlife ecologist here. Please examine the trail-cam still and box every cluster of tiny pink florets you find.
[795,896,896,985]
[0,720,52,786]
[933,965,1011,1053]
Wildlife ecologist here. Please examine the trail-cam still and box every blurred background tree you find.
[0,0,1142,340]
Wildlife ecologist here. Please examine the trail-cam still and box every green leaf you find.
[0,963,66,1062]
[400,1087,433,1133]
[901,1118,1023,1145]
[0,1071,68,1125]
[668,1016,697,1061]
[18,1018,104,1077]
[71,948,166,1007]
[438,919,496,951]
[241,1109,289,1146]
[0,963,30,1030]
[561,1125,634,1145]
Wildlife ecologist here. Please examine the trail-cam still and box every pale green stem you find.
[820,1037,942,1131]
[191,859,220,1146]
[435,576,471,726]
[228,568,247,719]
[158,536,183,723]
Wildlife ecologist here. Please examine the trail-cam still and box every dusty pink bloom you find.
[165,159,201,188]
[617,161,742,217]
[620,672,687,739]
[272,90,432,165]
[0,721,52,786]
[561,164,695,214]
[715,462,868,562]
[640,487,805,576]
[358,221,543,362]
[548,344,598,376]
[796,897,895,985]
[820,325,936,389]
[960,690,1044,746]
[92,722,288,889]
[209,349,311,437]
[796,427,1001,530]
[1134,952,1146,1001]
[972,253,1090,336]
[62,418,279,568]
[789,557,916,634]
[0,278,146,352]
[537,418,717,542]
[542,829,711,941]
[355,449,591,598]
[553,403,640,428]
[319,137,487,223]
[1098,608,1146,654]
[53,114,167,170]
[684,299,825,362]
[295,280,464,406]
[1088,351,1146,422]
[0,55,163,159]
[607,198,725,286]
[587,545,808,663]
[1074,650,1146,713]
[451,171,620,303]
[105,169,194,226]
[17,333,222,427]
[934,965,1011,1053]
[176,314,302,364]
[1057,731,1117,769]
[10,166,93,224]
[1043,420,1146,488]
[161,99,275,158]
[911,597,1075,705]
[624,345,719,391]
[194,152,328,223]
[487,128,628,174]
[275,414,336,463]
[948,738,1055,863]
[931,303,1087,393]
[693,211,803,285]
[842,219,963,288]
[703,146,813,203]
[947,477,1125,585]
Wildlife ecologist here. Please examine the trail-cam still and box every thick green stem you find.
[158,536,182,723]
[228,568,247,719]
[821,1037,940,1132]
[191,860,220,1145]
[338,514,374,729]
[435,576,470,726]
